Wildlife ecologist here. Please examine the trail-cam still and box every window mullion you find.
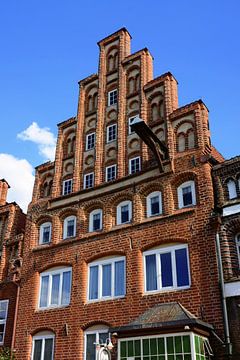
[157,253,161,290]
[47,275,52,307]
[99,265,102,299]
[172,250,177,288]
[41,338,45,360]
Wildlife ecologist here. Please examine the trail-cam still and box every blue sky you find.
[0,0,240,210]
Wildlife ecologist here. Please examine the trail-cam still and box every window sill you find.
[143,286,190,296]
[36,304,70,312]
[86,295,125,304]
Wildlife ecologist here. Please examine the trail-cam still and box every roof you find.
[110,302,213,334]
[213,155,240,170]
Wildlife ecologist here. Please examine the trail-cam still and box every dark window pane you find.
[150,338,157,355]
[121,205,129,223]
[102,264,111,297]
[67,220,75,237]
[175,336,182,353]
[143,339,150,356]
[33,339,42,360]
[120,342,127,357]
[176,248,189,287]
[86,334,96,360]
[128,341,134,357]
[145,254,157,291]
[44,339,53,360]
[93,214,101,231]
[115,260,125,296]
[167,337,174,354]
[135,340,141,356]
[89,266,98,299]
[151,196,160,215]
[183,336,191,353]
[182,186,192,206]
[161,253,173,287]
[158,338,165,355]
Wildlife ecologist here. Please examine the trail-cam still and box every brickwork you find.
[14,29,228,359]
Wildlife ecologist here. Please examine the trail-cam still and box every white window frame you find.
[105,164,117,182]
[62,179,72,195]
[236,233,240,267]
[39,222,52,244]
[227,179,237,199]
[63,215,76,239]
[129,156,141,175]
[0,300,9,345]
[128,114,139,135]
[116,200,132,225]
[86,132,96,151]
[89,209,103,232]
[88,256,126,301]
[143,244,191,293]
[84,173,94,189]
[108,89,118,106]
[146,191,162,217]
[38,267,72,309]
[106,124,117,143]
[31,332,55,360]
[84,326,109,360]
[177,180,196,209]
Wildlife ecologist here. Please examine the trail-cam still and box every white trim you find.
[63,215,76,239]
[143,244,191,293]
[0,300,9,346]
[39,222,52,244]
[177,180,196,209]
[116,200,132,225]
[128,115,139,135]
[223,203,240,217]
[129,156,141,175]
[84,327,109,360]
[89,209,103,232]
[107,89,118,106]
[106,124,117,143]
[225,281,240,297]
[146,191,162,217]
[88,256,126,301]
[86,132,96,151]
[105,164,117,182]
[62,178,73,195]
[31,333,55,360]
[38,267,72,309]
[84,172,94,189]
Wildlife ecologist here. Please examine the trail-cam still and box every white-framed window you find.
[129,157,141,174]
[236,233,240,267]
[63,215,76,239]
[106,164,117,182]
[84,173,94,189]
[116,200,132,225]
[227,179,237,199]
[143,244,191,293]
[108,89,117,106]
[146,191,162,217]
[0,300,8,345]
[31,331,54,360]
[89,209,103,232]
[39,222,52,244]
[84,325,109,360]
[177,180,196,209]
[39,267,72,309]
[128,114,139,135]
[88,256,125,301]
[106,124,117,143]
[86,132,96,151]
[62,179,72,195]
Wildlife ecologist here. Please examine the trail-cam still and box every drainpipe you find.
[215,232,232,357]
[11,283,20,355]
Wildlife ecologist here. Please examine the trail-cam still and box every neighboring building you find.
[0,179,25,349]
[14,28,227,359]
[213,156,240,359]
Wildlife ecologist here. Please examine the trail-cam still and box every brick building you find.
[0,179,25,350]
[213,157,240,358]
[14,28,228,359]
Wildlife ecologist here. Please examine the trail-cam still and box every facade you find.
[14,28,228,359]
[0,179,25,350]
[213,157,240,358]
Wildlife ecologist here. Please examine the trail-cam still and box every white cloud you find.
[0,154,35,212]
[17,122,56,161]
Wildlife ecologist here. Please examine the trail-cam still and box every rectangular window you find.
[86,133,95,151]
[182,185,193,206]
[39,268,72,309]
[144,245,190,292]
[42,226,51,243]
[129,157,141,174]
[0,300,8,345]
[106,165,117,182]
[84,173,94,189]
[107,124,117,142]
[93,213,101,231]
[62,179,72,195]
[85,331,109,360]
[108,89,118,106]
[67,219,75,237]
[128,115,139,134]
[150,195,160,215]
[32,335,54,360]
[88,257,125,301]
[121,205,129,223]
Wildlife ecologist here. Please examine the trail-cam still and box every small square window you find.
[128,115,139,135]
[86,133,95,151]
[62,179,72,195]
[106,165,117,182]
[107,124,117,142]
[129,157,141,174]
[40,222,52,244]
[177,181,196,209]
[108,89,118,106]
[84,173,94,189]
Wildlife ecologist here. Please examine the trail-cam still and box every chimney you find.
[0,179,10,206]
